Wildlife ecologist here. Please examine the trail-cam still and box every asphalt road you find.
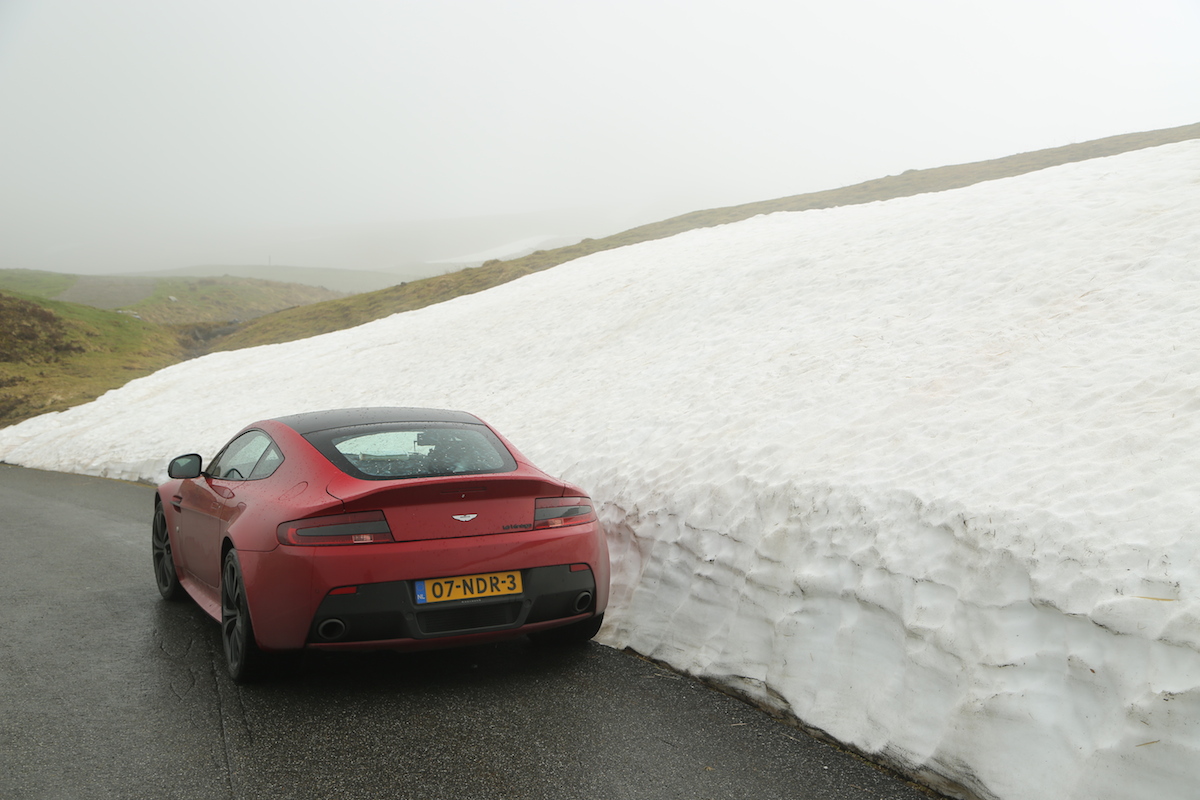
[0,463,935,800]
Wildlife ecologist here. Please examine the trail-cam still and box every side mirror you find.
[168,453,203,479]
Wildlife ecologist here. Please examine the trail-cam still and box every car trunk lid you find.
[325,473,566,542]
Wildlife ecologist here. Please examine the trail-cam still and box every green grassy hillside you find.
[0,269,344,324]
[124,264,421,294]
[0,269,78,299]
[0,271,345,427]
[116,276,344,325]
[0,292,186,426]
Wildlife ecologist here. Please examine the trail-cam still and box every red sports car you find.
[152,407,609,682]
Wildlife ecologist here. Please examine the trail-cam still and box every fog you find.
[2,0,1198,276]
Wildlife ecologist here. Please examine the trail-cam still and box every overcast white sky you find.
[1,0,1198,275]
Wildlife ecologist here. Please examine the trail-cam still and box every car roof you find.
[270,407,484,435]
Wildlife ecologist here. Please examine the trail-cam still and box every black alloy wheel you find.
[221,549,263,683]
[151,503,186,601]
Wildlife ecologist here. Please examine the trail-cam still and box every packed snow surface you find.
[4,140,1200,800]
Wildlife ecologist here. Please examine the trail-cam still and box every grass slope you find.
[213,121,1200,352]
[121,264,414,294]
[0,272,345,427]
[0,292,185,427]
[49,274,344,323]
[0,269,345,324]
[119,276,344,325]
[0,269,78,299]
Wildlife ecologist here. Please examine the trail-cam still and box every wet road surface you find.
[0,463,934,799]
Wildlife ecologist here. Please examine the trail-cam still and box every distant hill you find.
[117,263,429,294]
[211,120,1200,353]
[428,234,582,267]
[0,269,345,325]
[2,120,1198,428]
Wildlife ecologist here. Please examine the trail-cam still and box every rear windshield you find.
[303,422,517,480]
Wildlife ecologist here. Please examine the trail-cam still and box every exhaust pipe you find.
[573,591,593,614]
[317,618,347,641]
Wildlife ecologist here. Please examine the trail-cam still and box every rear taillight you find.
[276,510,394,546]
[534,496,594,530]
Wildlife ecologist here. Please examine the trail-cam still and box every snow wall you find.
[3,140,1200,799]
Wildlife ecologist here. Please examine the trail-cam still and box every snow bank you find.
[4,140,1200,799]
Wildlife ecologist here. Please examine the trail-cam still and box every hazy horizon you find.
[2,0,1198,275]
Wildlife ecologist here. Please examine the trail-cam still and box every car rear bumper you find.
[306,563,597,647]
[239,522,609,651]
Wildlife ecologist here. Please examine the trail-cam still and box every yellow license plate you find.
[415,570,522,604]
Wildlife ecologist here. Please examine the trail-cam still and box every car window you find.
[209,430,280,481]
[249,442,284,480]
[304,422,516,480]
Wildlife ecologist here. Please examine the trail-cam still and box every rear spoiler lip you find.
[323,470,569,503]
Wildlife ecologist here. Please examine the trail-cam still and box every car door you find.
[176,430,275,590]
[176,478,225,592]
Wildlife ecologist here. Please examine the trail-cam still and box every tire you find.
[151,503,186,602]
[530,613,604,646]
[221,548,264,683]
